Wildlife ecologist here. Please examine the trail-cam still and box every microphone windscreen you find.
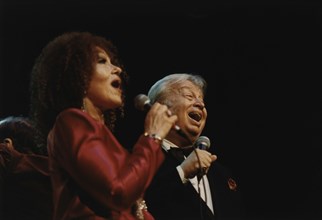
[195,136,211,150]
[134,94,151,111]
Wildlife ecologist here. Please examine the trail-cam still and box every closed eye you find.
[98,58,107,64]
[184,94,194,101]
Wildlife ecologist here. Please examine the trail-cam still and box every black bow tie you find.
[168,147,193,160]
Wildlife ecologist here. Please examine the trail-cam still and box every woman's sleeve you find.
[50,109,164,211]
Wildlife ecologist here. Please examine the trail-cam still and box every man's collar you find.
[162,139,193,153]
[162,139,179,151]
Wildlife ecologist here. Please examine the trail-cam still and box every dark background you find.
[0,1,321,219]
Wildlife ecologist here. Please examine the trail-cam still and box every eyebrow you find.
[179,87,203,96]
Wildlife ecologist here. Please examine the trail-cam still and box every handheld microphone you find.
[194,136,211,150]
[194,136,211,182]
[134,94,191,142]
[134,94,152,112]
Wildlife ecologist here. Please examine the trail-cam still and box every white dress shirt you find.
[162,139,214,214]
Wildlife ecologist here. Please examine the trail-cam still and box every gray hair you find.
[147,73,207,105]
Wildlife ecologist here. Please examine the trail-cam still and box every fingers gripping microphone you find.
[194,136,211,150]
[195,136,211,183]
[134,94,191,143]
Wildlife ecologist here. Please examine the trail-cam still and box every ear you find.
[3,138,14,149]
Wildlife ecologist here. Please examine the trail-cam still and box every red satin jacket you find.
[47,108,165,220]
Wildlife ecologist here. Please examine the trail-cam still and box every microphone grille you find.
[134,94,150,111]
[195,136,211,150]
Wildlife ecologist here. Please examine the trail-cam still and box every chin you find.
[187,126,201,136]
[105,100,122,110]
[113,96,123,105]
[113,101,123,108]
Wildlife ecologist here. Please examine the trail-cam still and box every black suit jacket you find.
[145,148,242,220]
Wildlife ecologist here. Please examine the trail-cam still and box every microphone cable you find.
[193,147,208,220]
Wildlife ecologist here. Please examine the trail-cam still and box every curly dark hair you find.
[29,32,128,151]
[0,116,45,155]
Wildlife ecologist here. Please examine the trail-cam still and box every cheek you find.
[203,109,208,118]
[93,72,111,89]
[202,110,208,124]
[95,65,111,79]
[169,105,182,115]
[88,78,109,99]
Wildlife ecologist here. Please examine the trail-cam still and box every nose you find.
[194,98,205,110]
[112,64,122,75]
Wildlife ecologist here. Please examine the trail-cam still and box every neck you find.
[82,98,105,123]
[166,130,193,149]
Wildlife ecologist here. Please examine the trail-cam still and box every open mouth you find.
[111,78,121,89]
[188,111,202,122]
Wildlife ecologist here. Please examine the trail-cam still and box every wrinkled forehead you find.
[171,81,204,96]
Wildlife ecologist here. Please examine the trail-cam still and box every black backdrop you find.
[1,1,321,219]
